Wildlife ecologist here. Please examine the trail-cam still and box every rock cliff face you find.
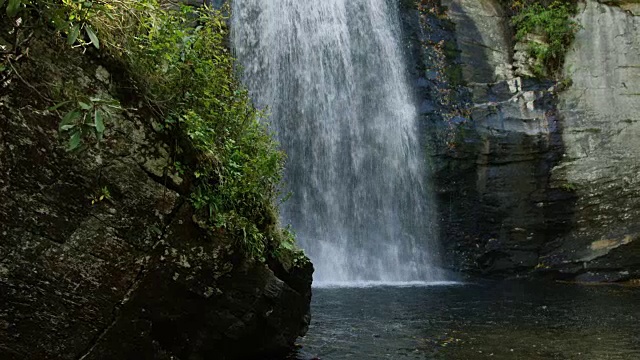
[403,0,640,281]
[547,0,640,281]
[0,33,312,359]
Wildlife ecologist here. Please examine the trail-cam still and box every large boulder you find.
[0,32,311,359]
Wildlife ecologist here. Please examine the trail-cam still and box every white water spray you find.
[232,0,442,284]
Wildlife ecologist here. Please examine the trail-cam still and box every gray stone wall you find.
[406,0,640,281]
[545,0,640,281]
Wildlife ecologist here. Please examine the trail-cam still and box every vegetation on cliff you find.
[0,0,303,264]
[501,0,579,77]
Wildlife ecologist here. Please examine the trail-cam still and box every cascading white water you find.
[232,0,442,285]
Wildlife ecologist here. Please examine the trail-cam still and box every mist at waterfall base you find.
[232,0,444,286]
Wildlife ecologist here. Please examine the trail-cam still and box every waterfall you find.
[232,0,442,285]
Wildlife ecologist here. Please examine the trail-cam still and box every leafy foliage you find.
[505,0,579,77]
[2,0,105,48]
[117,3,289,259]
[54,0,108,49]
[2,0,299,261]
[91,186,112,205]
[50,97,120,151]
[271,225,310,270]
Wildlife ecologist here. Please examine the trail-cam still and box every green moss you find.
[559,182,578,192]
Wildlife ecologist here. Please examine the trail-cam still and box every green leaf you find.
[94,110,105,133]
[85,25,100,49]
[67,24,80,45]
[7,0,20,17]
[105,103,122,110]
[48,101,71,111]
[59,110,80,131]
[54,19,71,32]
[149,225,162,235]
[103,9,115,21]
[68,132,81,150]
[0,65,5,72]
[60,124,76,131]
[78,101,91,110]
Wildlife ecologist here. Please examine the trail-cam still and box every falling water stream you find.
[228,2,640,360]
[232,0,442,285]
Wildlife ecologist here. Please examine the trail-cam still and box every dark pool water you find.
[292,281,640,360]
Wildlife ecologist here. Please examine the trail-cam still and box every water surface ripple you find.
[294,282,640,359]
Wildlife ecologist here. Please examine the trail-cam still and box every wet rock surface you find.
[545,0,640,279]
[402,0,640,281]
[0,33,312,359]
